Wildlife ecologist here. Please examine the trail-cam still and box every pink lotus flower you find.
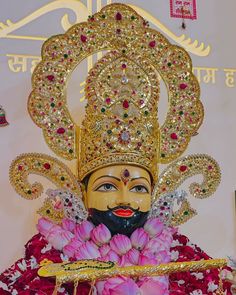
[144,237,169,254]
[63,244,76,258]
[62,218,76,232]
[91,224,111,246]
[139,278,169,295]
[103,276,139,295]
[155,250,171,263]
[158,228,174,245]
[130,228,149,250]
[96,280,106,294]
[103,250,119,263]
[47,228,74,250]
[125,248,140,265]
[99,244,111,256]
[75,220,94,241]
[37,218,56,238]
[144,218,164,238]
[118,254,132,267]
[63,238,82,258]
[75,241,100,260]
[138,251,157,266]
[110,234,132,255]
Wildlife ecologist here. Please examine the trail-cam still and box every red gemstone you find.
[105,97,111,104]
[116,29,121,34]
[170,133,178,140]
[149,41,156,48]
[115,12,122,20]
[80,35,87,43]
[123,100,129,109]
[115,119,120,124]
[46,75,55,82]
[208,165,213,170]
[123,169,130,178]
[179,165,187,172]
[180,83,188,90]
[18,165,23,171]
[57,127,65,134]
[139,99,144,105]
[121,63,127,69]
[43,163,51,170]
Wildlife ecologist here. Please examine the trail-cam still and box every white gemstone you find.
[121,131,130,141]
[121,75,129,84]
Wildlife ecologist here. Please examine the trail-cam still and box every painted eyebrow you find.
[130,177,151,186]
[93,175,121,185]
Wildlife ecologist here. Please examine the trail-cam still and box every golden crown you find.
[27,3,203,181]
[9,3,221,226]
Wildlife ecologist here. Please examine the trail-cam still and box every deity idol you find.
[0,3,234,295]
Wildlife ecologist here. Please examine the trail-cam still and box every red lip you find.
[113,209,134,217]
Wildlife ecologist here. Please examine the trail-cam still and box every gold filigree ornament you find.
[9,153,80,200]
[27,3,203,182]
[151,154,221,225]
[10,4,220,225]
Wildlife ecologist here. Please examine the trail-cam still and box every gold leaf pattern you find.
[9,153,80,200]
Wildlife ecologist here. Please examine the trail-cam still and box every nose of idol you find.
[85,165,152,212]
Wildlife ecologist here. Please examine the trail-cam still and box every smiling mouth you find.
[112,208,134,217]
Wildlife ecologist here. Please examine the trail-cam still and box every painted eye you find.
[96,183,117,192]
[130,185,149,193]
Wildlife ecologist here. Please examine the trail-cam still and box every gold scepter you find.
[39,258,227,285]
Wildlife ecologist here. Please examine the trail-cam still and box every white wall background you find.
[0,0,235,272]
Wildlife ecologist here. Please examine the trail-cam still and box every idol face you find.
[84,165,152,236]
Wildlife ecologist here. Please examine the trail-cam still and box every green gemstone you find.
[124,113,128,118]
[179,111,184,115]
[137,130,141,135]
[101,108,106,113]
[27,190,32,194]
[122,49,126,54]
[161,153,165,158]
[131,15,135,20]
[167,62,172,67]
[102,14,106,18]
[144,111,149,116]
[184,211,189,215]
[107,130,112,134]
[50,103,55,107]
[192,112,195,115]
[202,189,206,193]
[69,149,73,154]
[61,176,65,181]
[64,54,68,58]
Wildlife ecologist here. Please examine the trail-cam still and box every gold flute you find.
[38,258,227,285]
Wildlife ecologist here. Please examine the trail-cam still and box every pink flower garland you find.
[37,217,175,295]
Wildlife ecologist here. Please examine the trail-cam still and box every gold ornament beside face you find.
[84,165,152,216]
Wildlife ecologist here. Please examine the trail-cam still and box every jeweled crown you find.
[80,51,160,180]
[9,3,221,226]
[26,4,203,182]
